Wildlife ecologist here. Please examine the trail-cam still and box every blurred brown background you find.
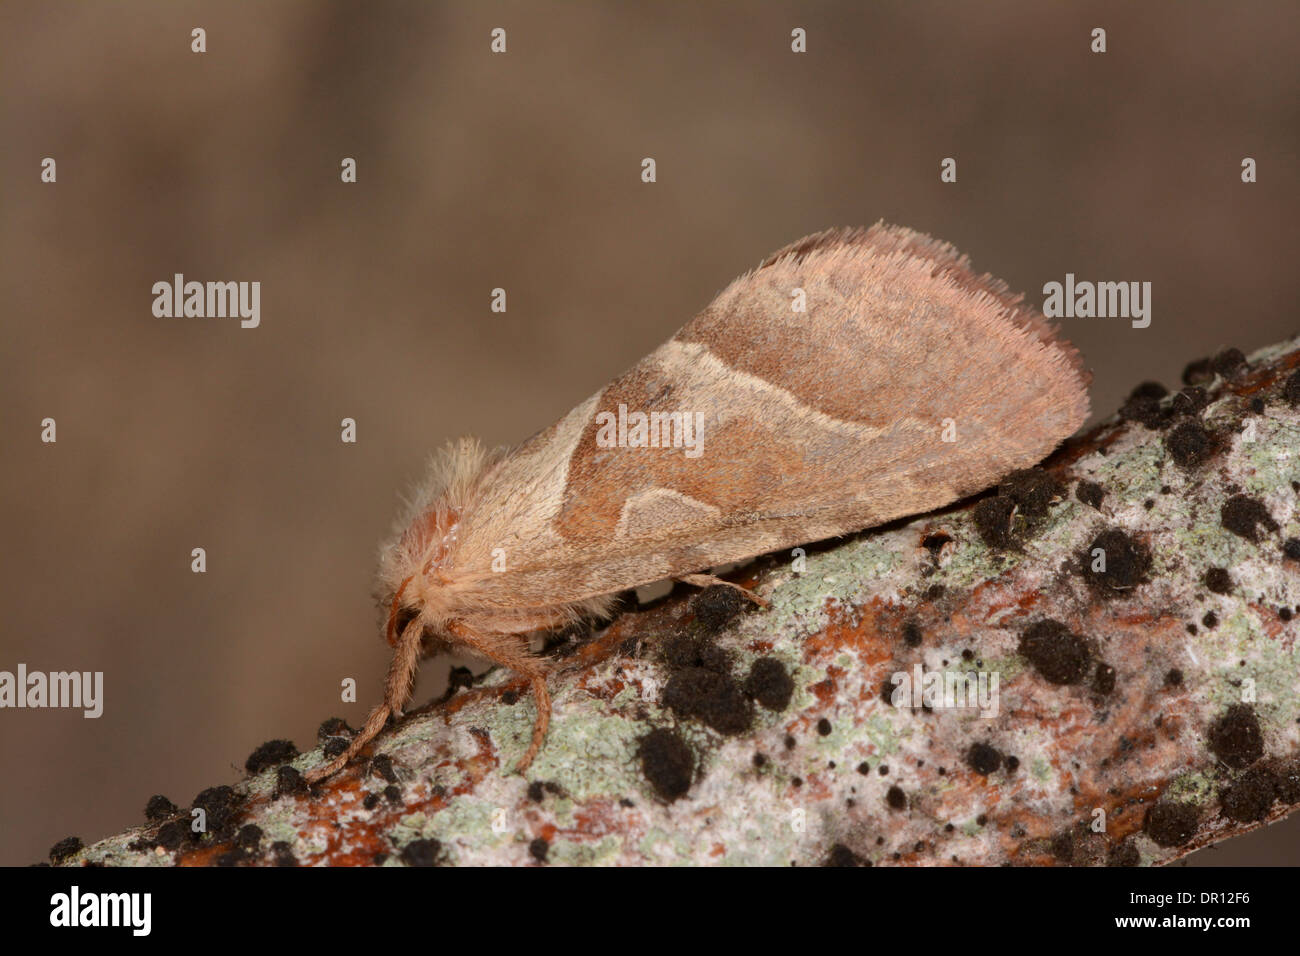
[1,1,1297,866]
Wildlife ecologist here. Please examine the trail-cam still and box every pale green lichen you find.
[548,835,623,866]
[1166,770,1219,805]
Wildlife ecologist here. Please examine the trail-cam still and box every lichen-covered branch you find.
[60,338,1300,867]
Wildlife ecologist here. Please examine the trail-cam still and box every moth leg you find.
[677,573,770,609]
[445,621,553,774]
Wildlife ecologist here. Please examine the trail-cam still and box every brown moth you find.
[305,223,1089,783]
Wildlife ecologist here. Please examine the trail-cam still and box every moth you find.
[305,223,1089,783]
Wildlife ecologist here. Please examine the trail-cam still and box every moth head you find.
[377,505,463,649]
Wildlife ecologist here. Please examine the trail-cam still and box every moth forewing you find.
[306,223,1089,783]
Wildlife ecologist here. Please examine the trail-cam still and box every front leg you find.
[445,620,553,773]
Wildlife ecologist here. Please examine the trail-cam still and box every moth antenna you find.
[303,617,424,783]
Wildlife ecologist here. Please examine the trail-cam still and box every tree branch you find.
[62,337,1300,867]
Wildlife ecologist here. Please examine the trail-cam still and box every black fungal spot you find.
[1283,370,1300,408]
[370,754,398,784]
[1285,538,1300,561]
[1203,568,1232,594]
[1165,669,1184,688]
[662,631,731,674]
[1144,802,1198,847]
[49,837,82,864]
[973,495,1018,549]
[692,585,748,632]
[824,843,867,866]
[1166,420,1214,468]
[1171,385,1208,417]
[191,786,242,842]
[400,838,442,867]
[236,824,262,853]
[363,793,381,811]
[1212,348,1246,378]
[1130,381,1169,400]
[1093,663,1116,696]
[1221,495,1278,542]
[1143,499,1154,510]
[155,821,187,852]
[902,620,923,647]
[999,468,1064,520]
[446,666,475,694]
[323,737,348,759]
[663,667,753,734]
[500,690,519,706]
[1108,841,1141,867]
[244,739,299,775]
[1208,705,1264,769]
[1050,831,1074,862]
[527,781,546,802]
[317,717,352,740]
[1081,529,1152,594]
[1119,387,1166,430]
[1075,480,1105,510]
[273,765,307,800]
[1202,611,1219,629]
[922,532,952,558]
[1005,755,1020,772]
[886,786,907,811]
[784,734,796,750]
[1220,768,1277,823]
[639,728,695,801]
[271,841,298,866]
[1275,763,1300,804]
[384,784,402,806]
[856,762,870,775]
[752,753,767,769]
[1281,607,1294,622]
[743,657,794,711]
[529,838,550,863]
[1249,397,1266,414]
[145,795,177,823]
[1019,620,1091,685]
[1182,358,1214,386]
[967,742,1003,775]
[817,718,833,737]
